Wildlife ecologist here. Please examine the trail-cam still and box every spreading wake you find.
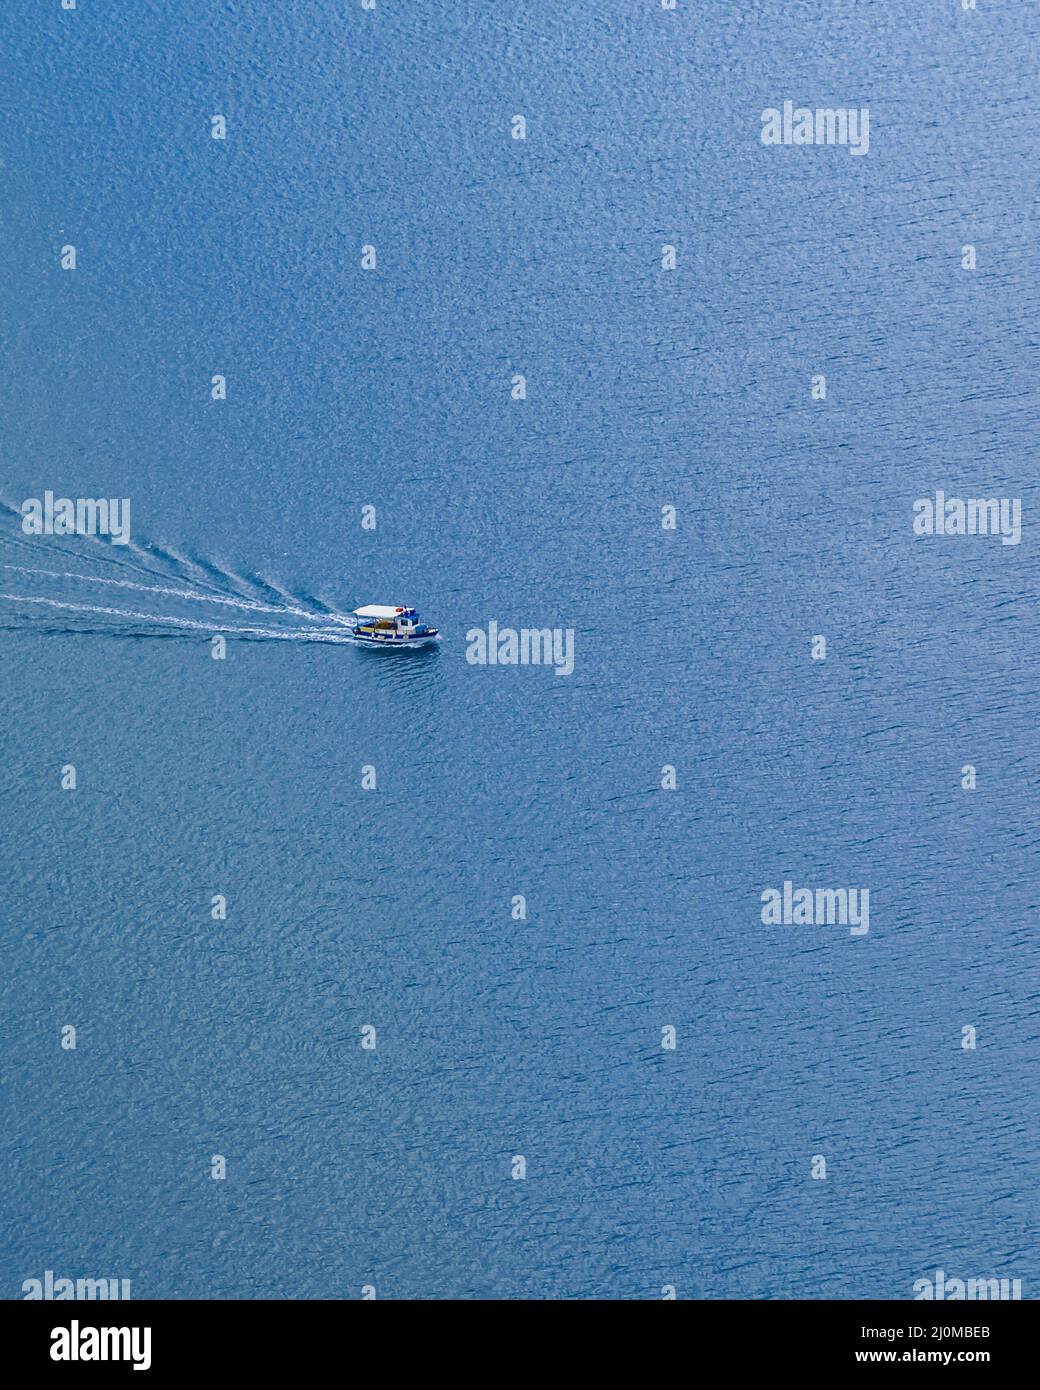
[0,501,357,646]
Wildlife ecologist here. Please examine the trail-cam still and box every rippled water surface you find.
[1,1,1037,1299]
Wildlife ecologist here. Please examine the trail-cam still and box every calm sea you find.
[1,1,1037,1299]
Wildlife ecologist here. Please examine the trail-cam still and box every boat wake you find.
[0,504,357,647]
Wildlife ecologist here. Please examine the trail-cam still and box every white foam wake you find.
[0,562,332,622]
[0,591,356,644]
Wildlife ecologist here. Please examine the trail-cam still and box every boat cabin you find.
[352,605,421,633]
[350,605,437,643]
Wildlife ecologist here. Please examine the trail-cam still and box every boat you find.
[350,605,440,646]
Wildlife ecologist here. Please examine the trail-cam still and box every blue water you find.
[2,0,1037,1300]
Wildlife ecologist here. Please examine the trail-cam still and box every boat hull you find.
[351,629,440,648]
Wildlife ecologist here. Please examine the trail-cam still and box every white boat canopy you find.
[353,605,408,619]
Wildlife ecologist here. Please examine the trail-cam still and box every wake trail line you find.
[0,592,357,644]
[0,525,231,597]
[0,563,334,622]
